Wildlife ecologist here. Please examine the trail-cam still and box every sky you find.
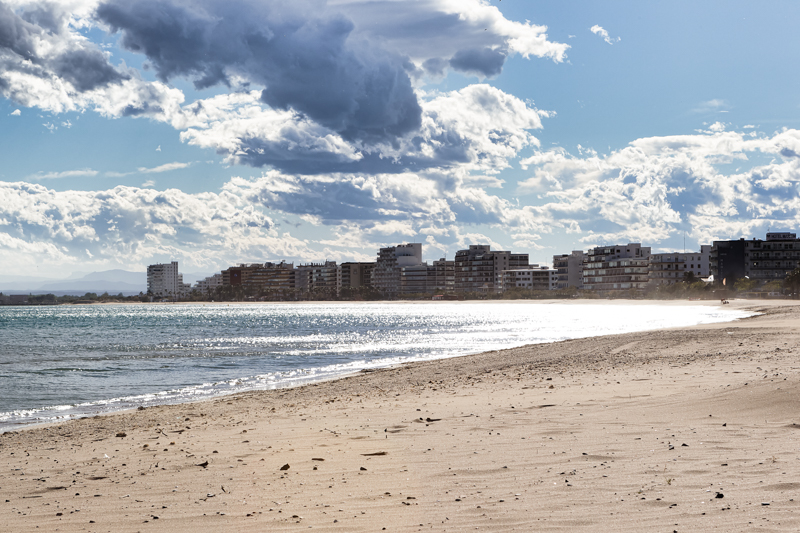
[3,0,800,279]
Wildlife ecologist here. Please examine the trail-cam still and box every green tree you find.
[733,278,758,293]
[784,268,800,298]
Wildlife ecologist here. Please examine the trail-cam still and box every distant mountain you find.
[75,269,145,285]
[0,269,145,296]
[0,268,216,296]
[36,280,145,295]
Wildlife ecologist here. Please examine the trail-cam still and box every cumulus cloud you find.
[331,0,569,72]
[0,0,186,121]
[180,84,546,174]
[0,180,316,275]
[10,108,20,115]
[1,0,565,177]
[517,128,800,245]
[590,25,619,45]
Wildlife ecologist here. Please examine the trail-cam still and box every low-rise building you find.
[711,232,800,284]
[648,246,711,286]
[745,232,800,281]
[502,266,557,291]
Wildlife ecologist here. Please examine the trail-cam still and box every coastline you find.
[2,300,799,531]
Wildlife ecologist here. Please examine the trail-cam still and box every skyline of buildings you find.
[146,230,800,300]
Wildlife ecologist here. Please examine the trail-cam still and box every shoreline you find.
[0,300,753,433]
[2,300,799,531]
[7,296,787,306]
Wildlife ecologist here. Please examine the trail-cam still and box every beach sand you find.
[2,300,800,532]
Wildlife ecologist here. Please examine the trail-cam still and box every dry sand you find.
[2,300,800,532]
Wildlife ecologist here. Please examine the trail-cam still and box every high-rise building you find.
[372,243,423,297]
[454,245,529,293]
[399,264,437,294]
[433,258,455,293]
[582,243,651,292]
[552,251,585,289]
[337,262,375,296]
[147,261,190,299]
[296,261,338,298]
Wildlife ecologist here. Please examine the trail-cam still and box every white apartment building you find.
[147,261,190,299]
[648,245,711,286]
[583,243,651,292]
[502,266,558,291]
[372,243,423,296]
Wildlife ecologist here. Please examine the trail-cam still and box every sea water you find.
[0,302,751,431]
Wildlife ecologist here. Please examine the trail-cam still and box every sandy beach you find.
[2,300,799,532]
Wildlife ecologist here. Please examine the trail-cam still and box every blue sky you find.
[2,0,800,279]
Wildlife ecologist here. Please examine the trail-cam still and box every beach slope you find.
[2,301,799,532]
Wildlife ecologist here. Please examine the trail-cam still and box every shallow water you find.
[0,302,750,431]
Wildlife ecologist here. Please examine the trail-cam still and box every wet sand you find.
[2,300,799,532]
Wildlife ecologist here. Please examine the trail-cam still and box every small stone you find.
[360,467,367,471]
[280,464,290,471]
[715,493,724,499]
[115,432,126,438]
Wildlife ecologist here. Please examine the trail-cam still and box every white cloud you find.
[517,128,800,245]
[332,0,569,67]
[10,109,21,116]
[137,162,192,174]
[29,168,99,180]
[590,25,620,45]
[0,180,317,276]
[693,99,729,114]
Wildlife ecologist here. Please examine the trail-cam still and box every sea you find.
[0,301,752,432]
